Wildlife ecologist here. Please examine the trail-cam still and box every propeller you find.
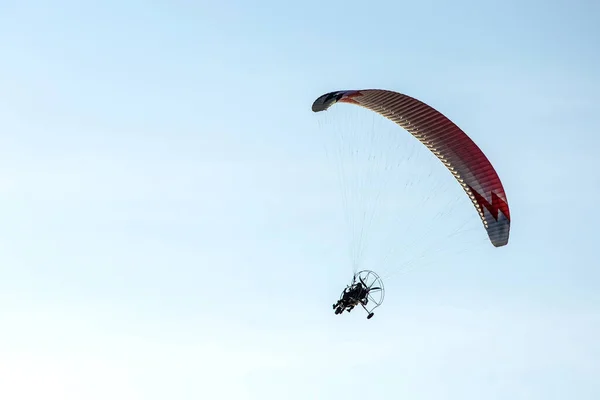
[359,276,367,287]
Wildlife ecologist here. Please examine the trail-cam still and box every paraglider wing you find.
[312,89,510,247]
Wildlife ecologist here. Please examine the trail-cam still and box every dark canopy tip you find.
[311,90,350,112]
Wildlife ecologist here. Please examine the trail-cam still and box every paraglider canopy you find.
[312,89,511,247]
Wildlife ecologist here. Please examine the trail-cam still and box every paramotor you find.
[333,270,385,319]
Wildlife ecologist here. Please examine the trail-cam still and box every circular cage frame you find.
[352,269,385,314]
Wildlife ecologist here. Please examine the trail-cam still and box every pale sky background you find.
[1,1,600,399]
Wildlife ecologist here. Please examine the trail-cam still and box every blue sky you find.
[1,0,599,399]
